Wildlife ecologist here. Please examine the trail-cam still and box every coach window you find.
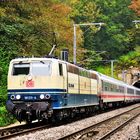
[119,86,124,93]
[105,87,108,91]
[136,91,140,95]
[127,88,134,94]
[59,63,63,76]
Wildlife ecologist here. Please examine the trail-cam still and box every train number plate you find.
[24,96,37,100]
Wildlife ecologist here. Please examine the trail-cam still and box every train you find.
[6,57,140,123]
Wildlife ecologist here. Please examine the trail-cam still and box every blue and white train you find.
[6,57,140,122]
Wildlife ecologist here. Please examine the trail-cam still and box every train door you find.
[58,63,67,91]
[58,62,68,106]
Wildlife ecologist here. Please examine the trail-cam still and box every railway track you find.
[59,105,140,140]
[0,106,119,140]
[0,104,139,140]
[0,121,51,140]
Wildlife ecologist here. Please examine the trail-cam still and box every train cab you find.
[6,58,68,122]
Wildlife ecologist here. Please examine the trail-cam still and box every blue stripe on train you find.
[8,89,67,93]
[8,92,99,109]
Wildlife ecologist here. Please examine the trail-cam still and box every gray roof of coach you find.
[92,71,127,86]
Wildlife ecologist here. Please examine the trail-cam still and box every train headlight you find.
[40,94,45,99]
[16,95,21,100]
[45,94,51,99]
[10,95,15,100]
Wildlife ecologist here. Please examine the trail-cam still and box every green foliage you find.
[71,0,100,23]
[96,66,111,76]
[81,50,103,69]
[0,0,76,57]
[92,0,138,59]
[117,51,140,70]
[96,64,120,79]
[135,46,140,52]
[0,106,15,126]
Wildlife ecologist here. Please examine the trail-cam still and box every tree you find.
[92,0,138,59]
[117,51,140,70]
[0,0,82,126]
[129,0,140,15]
[0,0,80,58]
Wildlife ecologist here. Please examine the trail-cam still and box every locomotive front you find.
[6,58,55,123]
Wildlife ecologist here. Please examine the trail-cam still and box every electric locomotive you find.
[6,57,140,123]
[6,57,99,122]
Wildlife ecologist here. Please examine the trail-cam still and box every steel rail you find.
[58,105,140,140]
[0,122,51,140]
[98,112,140,140]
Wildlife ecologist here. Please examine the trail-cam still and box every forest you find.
[0,0,140,126]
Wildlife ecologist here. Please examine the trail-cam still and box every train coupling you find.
[6,100,15,113]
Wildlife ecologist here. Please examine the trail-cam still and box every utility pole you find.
[73,24,77,64]
[73,22,105,64]
[111,60,117,78]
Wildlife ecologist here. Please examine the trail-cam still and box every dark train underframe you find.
[6,98,132,123]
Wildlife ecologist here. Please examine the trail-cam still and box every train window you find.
[67,65,79,74]
[12,64,30,75]
[74,67,79,74]
[67,65,73,73]
[112,84,117,92]
[136,90,140,95]
[31,62,51,76]
[90,73,97,79]
[105,87,108,91]
[127,88,134,94]
[119,86,125,93]
[59,63,63,76]
[103,82,109,91]
[79,69,89,77]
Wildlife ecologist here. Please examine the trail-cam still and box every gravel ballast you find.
[9,104,140,140]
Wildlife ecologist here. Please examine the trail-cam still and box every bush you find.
[0,106,15,127]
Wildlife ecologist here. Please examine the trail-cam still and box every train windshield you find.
[12,63,30,75]
[31,61,52,76]
[12,61,52,76]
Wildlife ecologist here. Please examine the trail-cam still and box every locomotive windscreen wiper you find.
[18,61,23,64]
[40,61,45,64]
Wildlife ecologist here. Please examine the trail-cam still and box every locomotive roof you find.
[11,57,88,69]
[10,57,59,63]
